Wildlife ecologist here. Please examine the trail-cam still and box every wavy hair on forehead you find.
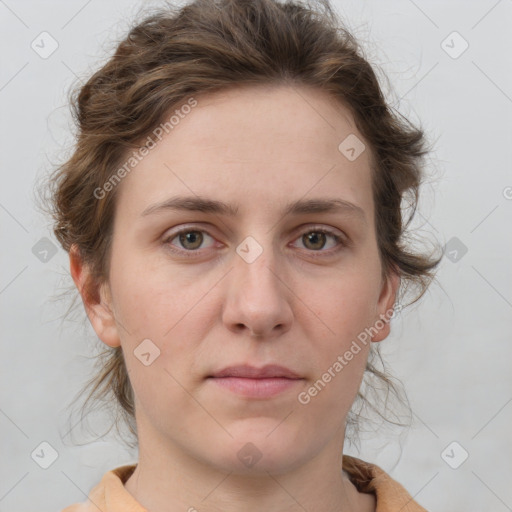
[41,0,441,447]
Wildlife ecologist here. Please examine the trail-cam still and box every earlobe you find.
[371,270,400,343]
[69,244,121,348]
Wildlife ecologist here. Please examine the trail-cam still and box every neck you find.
[123,424,375,512]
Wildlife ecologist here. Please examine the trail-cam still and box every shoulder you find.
[60,464,140,512]
[342,455,429,512]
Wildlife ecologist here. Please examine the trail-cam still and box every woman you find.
[49,0,440,510]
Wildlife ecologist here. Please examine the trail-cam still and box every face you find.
[73,84,398,474]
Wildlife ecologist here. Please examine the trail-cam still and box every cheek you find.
[108,249,197,338]
[306,266,382,344]
[299,266,381,396]
[108,255,216,389]
[297,297,374,432]
[111,268,209,431]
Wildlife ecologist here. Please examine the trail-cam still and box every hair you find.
[41,0,441,448]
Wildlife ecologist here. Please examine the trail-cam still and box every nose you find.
[222,242,293,339]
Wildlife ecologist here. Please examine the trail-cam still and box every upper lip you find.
[209,364,302,379]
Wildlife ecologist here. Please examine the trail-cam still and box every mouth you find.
[206,364,304,399]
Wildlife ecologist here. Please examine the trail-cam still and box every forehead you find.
[114,84,374,220]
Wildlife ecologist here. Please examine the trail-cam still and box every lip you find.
[209,364,301,379]
[207,364,303,399]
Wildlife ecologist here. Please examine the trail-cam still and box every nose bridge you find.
[234,232,281,299]
[223,232,292,337]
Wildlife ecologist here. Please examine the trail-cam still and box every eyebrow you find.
[140,195,366,222]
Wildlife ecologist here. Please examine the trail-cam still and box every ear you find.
[371,269,400,343]
[69,244,121,348]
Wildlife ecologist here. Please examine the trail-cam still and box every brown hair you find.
[41,0,440,447]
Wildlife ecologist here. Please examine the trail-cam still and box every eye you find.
[162,225,347,258]
[163,228,216,254]
[291,227,345,254]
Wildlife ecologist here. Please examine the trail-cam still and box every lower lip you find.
[208,377,302,398]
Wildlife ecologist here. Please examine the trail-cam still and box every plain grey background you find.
[1,0,511,511]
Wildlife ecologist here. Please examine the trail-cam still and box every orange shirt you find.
[61,455,428,512]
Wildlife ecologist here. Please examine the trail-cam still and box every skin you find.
[70,83,399,512]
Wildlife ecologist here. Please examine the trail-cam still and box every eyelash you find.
[162,225,348,259]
